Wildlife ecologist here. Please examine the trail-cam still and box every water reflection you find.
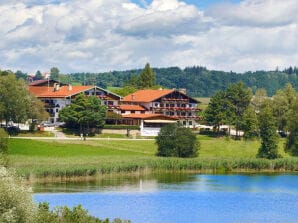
[33,173,298,223]
[33,172,298,194]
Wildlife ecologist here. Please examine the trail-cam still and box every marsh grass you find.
[8,137,297,180]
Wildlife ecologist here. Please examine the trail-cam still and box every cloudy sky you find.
[0,0,297,74]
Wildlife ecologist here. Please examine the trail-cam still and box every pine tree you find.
[285,99,298,156]
[138,63,156,89]
[257,105,279,159]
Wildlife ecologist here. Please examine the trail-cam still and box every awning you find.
[144,120,178,124]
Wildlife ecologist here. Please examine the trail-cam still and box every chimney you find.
[179,88,186,94]
[68,84,72,91]
[131,94,135,101]
[53,83,60,92]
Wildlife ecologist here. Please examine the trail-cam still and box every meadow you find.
[7,136,298,180]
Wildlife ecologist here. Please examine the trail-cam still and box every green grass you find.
[7,136,297,179]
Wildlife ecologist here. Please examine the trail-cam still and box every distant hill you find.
[69,66,298,97]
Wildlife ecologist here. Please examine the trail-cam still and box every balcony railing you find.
[153,107,201,111]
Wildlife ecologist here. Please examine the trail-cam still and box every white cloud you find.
[0,0,297,74]
[207,0,298,27]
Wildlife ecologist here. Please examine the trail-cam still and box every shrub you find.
[103,125,140,130]
[156,124,199,158]
[0,167,35,223]
[0,128,8,154]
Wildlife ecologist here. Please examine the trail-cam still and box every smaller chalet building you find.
[29,80,121,123]
[121,89,201,129]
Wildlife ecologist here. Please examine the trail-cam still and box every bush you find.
[103,125,140,130]
[0,167,35,223]
[0,128,8,154]
[156,124,199,158]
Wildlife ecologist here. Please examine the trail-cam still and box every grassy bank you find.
[7,136,298,180]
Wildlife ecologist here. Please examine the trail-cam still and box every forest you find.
[68,66,298,97]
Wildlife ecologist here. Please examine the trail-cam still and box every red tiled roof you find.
[122,113,178,120]
[122,89,174,103]
[119,104,146,111]
[29,86,94,98]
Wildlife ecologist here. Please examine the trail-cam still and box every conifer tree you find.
[138,63,156,89]
[257,105,279,159]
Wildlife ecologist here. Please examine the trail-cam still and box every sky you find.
[0,0,297,74]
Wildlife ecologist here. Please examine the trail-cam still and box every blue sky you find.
[0,0,297,74]
[131,0,242,9]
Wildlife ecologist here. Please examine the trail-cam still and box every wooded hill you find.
[69,66,298,97]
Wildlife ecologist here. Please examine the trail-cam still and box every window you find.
[131,111,135,114]
[155,103,159,107]
[160,103,164,107]
[121,111,125,114]
[108,101,114,105]
[56,109,59,112]
[189,121,192,126]
[183,121,186,126]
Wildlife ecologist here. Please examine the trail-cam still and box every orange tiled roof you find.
[29,86,94,98]
[119,104,146,111]
[122,113,178,120]
[122,89,174,103]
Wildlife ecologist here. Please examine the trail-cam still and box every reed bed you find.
[7,138,298,181]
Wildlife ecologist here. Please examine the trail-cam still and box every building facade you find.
[29,80,121,123]
[121,89,201,128]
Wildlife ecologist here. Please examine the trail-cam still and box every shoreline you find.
[26,167,298,184]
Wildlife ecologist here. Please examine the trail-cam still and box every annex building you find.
[29,80,121,123]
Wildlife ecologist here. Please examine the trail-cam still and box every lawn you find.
[7,136,297,179]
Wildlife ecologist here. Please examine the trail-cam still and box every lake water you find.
[33,173,298,223]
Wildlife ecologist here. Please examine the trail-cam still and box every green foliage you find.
[35,70,43,80]
[138,63,156,89]
[50,67,60,80]
[0,167,35,223]
[0,129,8,154]
[204,82,252,136]
[0,74,46,125]
[272,83,297,132]
[285,99,298,156]
[257,105,279,159]
[103,125,140,130]
[111,86,137,97]
[68,66,298,97]
[204,90,228,131]
[59,94,106,132]
[36,203,129,223]
[241,106,259,140]
[156,124,199,158]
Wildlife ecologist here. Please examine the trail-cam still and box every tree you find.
[204,90,229,133]
[225,82,252,137]
[272,83,297,132]
[138,63,156,89]
[285,99,298,156]
[0,74,45,126]
[59,94,106,134]
[156,124,199,158]
[35,70,43,80]
[257,105,279,159]
[251,88,267,113]
[50,67,59,80]
[241,106,259,140]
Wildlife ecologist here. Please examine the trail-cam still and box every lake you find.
[33,173,298,223]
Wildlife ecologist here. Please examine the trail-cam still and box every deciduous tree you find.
[285,99,298,156]
[156,124,199,158]
[59,94,106,134]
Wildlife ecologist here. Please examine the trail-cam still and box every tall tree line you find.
[68,66,298,97]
